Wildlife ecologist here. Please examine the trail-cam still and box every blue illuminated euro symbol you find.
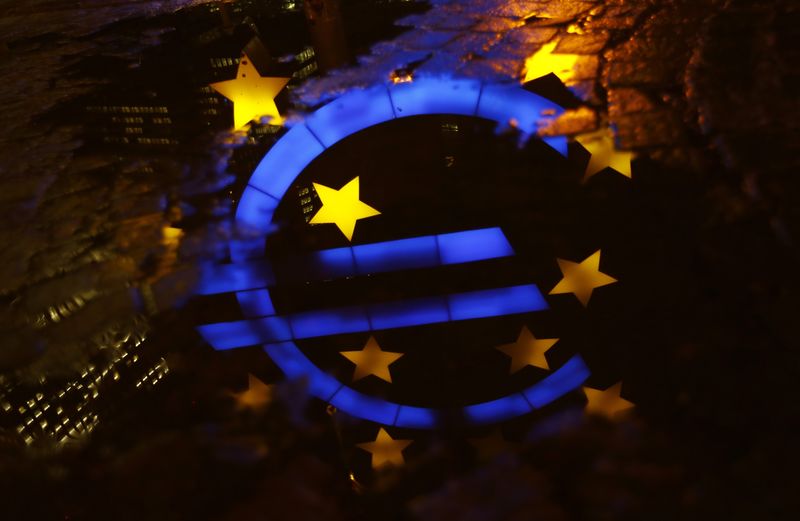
[196,77,589,429]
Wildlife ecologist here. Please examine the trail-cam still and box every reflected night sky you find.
[0,0,798,520]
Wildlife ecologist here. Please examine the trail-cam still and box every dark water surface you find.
[0,0,797,519]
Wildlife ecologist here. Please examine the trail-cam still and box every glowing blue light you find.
[437,227,514,265]
[306,246,355,280]
[522,355,590,408]
[461,355,590,423]
[389,77,482,118]
[463,393,532,424]
[245,124,325,200]
[202,228,515,295]
[304,85,396,147]
[228,79,569,264]
[448,284,548,321]
[197,316,292,350]
[196,261,274,295]
[236,289,276,318]
[196,78,585,429]
[200,285,548,350]
[329,386,400,425]
[542,136,569,156]
[264,342,342,400]
[235,186,280,233]
[264,341,436,427]
[476,84,566,156]
[368,296,450,330]
[353,235,439,274]
[394,405,438,429]
[289,306,371,340]
[262,340,587,429]
[229,236,269,262]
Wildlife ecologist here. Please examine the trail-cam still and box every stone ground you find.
[0,0,798,519]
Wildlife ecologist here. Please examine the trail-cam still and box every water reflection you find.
[0,0,796,520]
[1,0,422,448]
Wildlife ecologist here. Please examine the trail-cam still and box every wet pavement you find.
[0,0,798,519]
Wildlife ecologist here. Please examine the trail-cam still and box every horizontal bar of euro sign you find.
[196,227,514,295]
[197,284,548,350]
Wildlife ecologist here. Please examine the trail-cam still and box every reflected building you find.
[0,2,324,450]
[0,318,168,447]
[304,0,350,72]
[0,0,426,451]
[295,184,320,223]
[82,2,319,158]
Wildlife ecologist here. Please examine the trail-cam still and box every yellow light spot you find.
[575,127,634,180]
[356,428,412,470]
[495,326,558,373]
[583,382,634,419]
[390,70,413,84]
[231,374,273,412]
[340,336,403,383]
[567,23,585,35]
[310,176,381,241]
[210,53,290,130]
[161,226,183,245]
[549,250,617,306]
[523,40,579,83]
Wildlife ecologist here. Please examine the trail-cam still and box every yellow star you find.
[310,176,381,241]
[549,250,617,306]
[230,374,273,411]
[340,336,403,383]
[496,326,558,373]
[575,127,635,180]
[356,428,412,470]
[210,53,290,130]
[523,40,580,83]
[583,382,634,419]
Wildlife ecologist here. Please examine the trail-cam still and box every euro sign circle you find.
[197,78,591,429]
